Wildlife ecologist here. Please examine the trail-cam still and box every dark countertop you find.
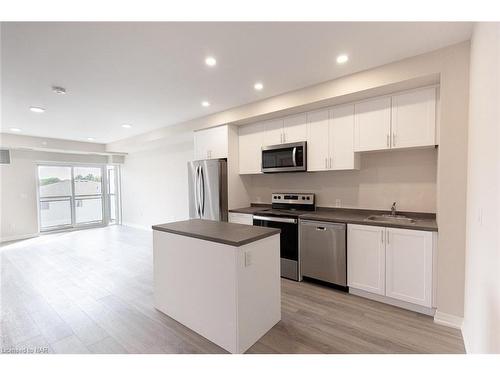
[152,219,281,247]
[229,205,438,232]
[300,208,437,232]
[229,204,271,214]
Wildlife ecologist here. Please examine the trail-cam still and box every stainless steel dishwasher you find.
[300,220,347,287]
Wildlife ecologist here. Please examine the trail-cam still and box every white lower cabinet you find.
[228,212,254,225]
[385,227,433,307]
[347,224,434,309]
[347,224,386,296]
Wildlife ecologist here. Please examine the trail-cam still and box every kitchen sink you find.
[365,214,416,224]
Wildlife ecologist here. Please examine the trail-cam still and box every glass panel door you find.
[107,166,119,224]
[73,167,103,225]
[38,166,73,230]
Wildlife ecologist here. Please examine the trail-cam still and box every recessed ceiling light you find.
[254,82,264,91]
[336,54,349,64]
[10,128,21,132]
[205,56,217,67]
[201,101,210,107]
[29,106,45,113]
[52,86,67,95]
[121,124,132,129]
[87,137,95,141]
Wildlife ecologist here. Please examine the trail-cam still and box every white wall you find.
[244,148,437,212]
[0,149,108,241]
[463,22,500,353]
[120,141,193,230]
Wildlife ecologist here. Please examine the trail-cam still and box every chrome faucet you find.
[391,202,397,216]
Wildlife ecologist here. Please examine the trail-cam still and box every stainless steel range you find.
[252,193,315,281]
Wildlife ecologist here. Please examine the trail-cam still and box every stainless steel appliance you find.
[300,220,347,288]
[261,142,307,173]
[188,159,228,221]
[253,193,315,281]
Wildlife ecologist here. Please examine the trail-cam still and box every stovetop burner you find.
[255,193,316,217]
[255,208,314,218]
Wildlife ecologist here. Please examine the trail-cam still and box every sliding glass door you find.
[38,164,119,232]
[38,165,73,230]
[74,166,103,225]
[107,165,120,224]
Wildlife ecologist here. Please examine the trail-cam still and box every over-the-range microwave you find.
[261,141,307,173]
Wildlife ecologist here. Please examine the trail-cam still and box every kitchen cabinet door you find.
[239,122,265,174]
[306,109,330,171]
[354,97,391,152]
[263,118,284,146]
[391,87,436,149]
[385,228,433,307]
[194,129,210,160]
[347,224,386,296]
[283,113,307,144]
[329,104,359,170]
[194,125,228,160]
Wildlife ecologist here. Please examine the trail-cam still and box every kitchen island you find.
[152,219,281,354]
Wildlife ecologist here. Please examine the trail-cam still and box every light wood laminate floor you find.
[1,226,465,354]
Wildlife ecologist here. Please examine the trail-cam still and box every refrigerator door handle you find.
[200,166,205,216]
[194,165,201,217]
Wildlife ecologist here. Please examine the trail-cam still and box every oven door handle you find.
[253,215,297,224]
[292,147,297,167]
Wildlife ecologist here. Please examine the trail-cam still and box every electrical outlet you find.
[335,199,341,207]
[245,251,252,267]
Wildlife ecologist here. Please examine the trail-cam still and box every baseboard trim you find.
[349,288,435,316]
[0,233,39,243]
[434,310,464,329]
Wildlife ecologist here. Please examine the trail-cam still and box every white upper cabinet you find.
[391,87,436,149]
[263,118,284,146]
[329,104,359,170]
[347,224,386,296]
[354,97,392,152]
[306,109,330,171]
[283,113,307,144]
[238,122,265,174]
[194,125,228,160]
[385,227,433,307]
[237,86,438,174]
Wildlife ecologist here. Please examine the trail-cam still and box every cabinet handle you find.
[393,133,396,147]
[283,133,286,143]
[386,134,390,148]
[329,157,332,169]
[325,158,328,169]
[381,230,384,244]
[387,231,390,245]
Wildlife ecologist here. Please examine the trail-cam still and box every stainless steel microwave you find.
[261,141,307,173]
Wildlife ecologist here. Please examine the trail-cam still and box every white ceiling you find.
[1,22,472,144]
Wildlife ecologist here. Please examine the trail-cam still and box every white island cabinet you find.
[153,219,281,353]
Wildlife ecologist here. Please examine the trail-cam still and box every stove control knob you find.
[302,197,305,200]
[306,197,310,200]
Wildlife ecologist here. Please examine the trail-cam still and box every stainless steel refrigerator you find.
[188,159,228,221]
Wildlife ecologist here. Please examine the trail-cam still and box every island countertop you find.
[152,219,281,247]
